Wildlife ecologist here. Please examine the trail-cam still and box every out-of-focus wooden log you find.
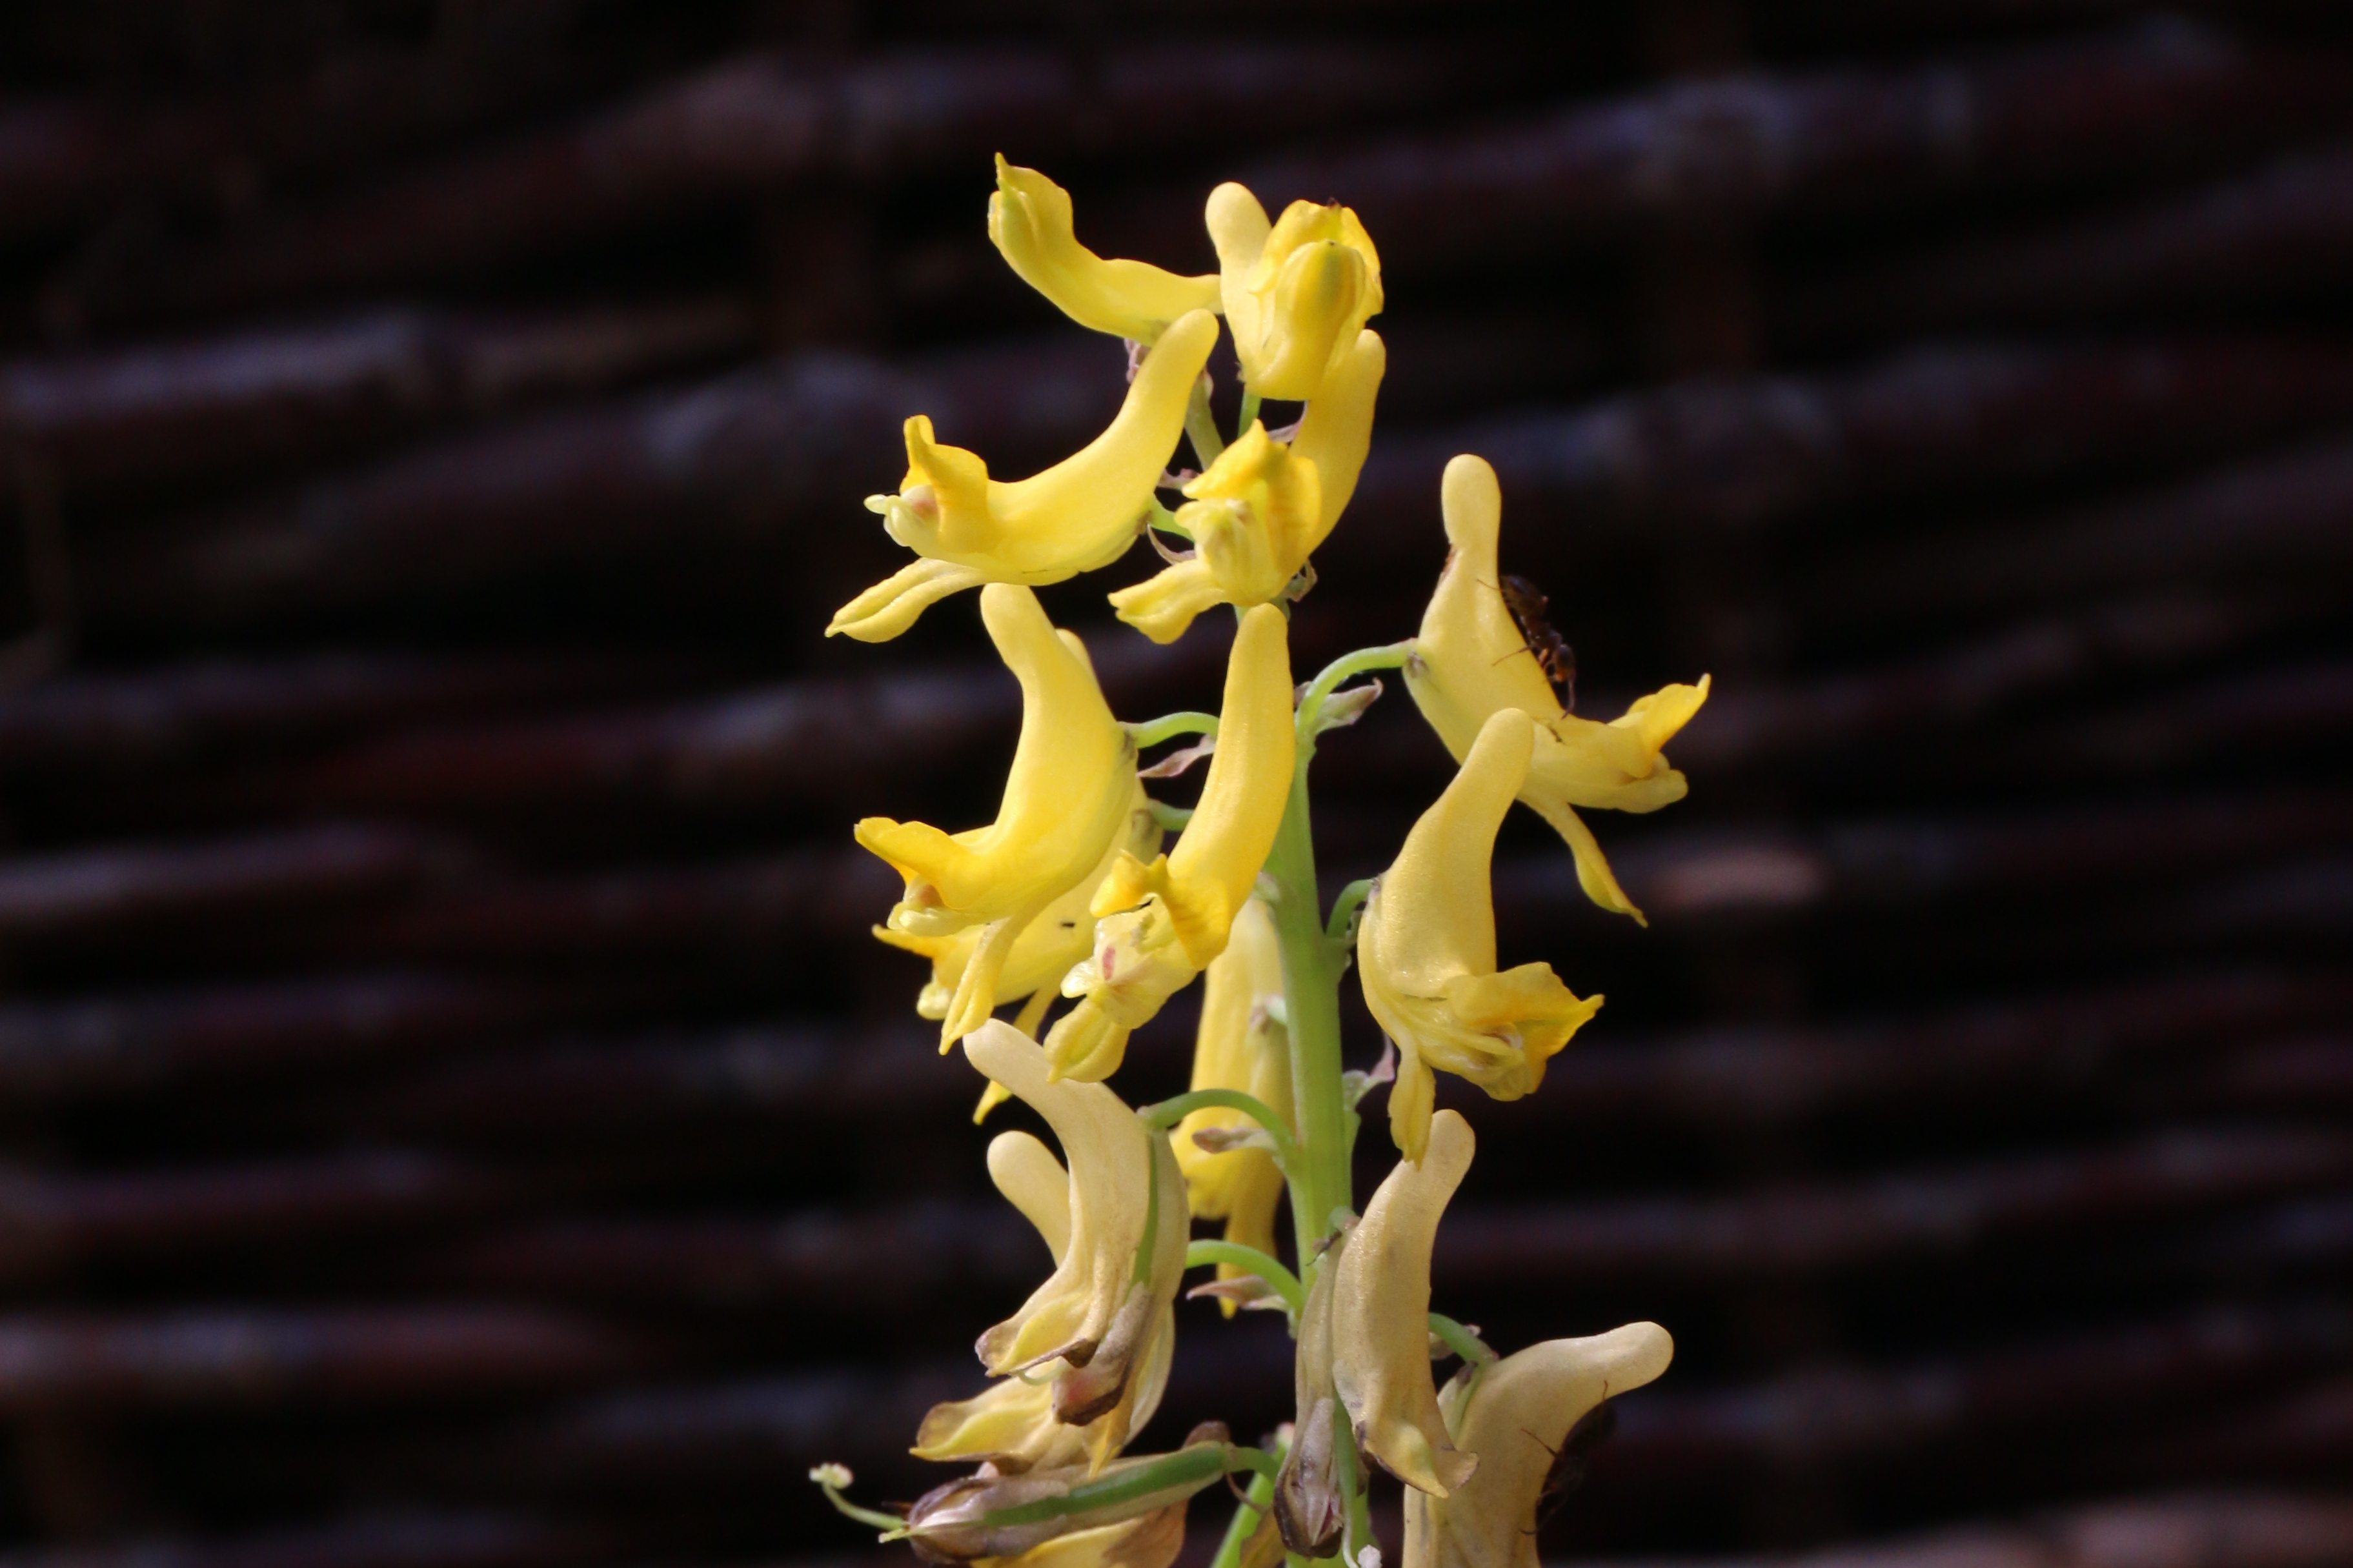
[73,336,1122,634]
[1502,789,2353,924]
[1,300,758,500]
[0,653,694,781]
[0,1307,645,1413]
[1544,970,2347,1131]
[1788,145,2353,345]
[1570,1491,2353,1568]
[0,1511,610,1568]
[1229,24,2353,275]
[1806,438,2353,635]
[1435,1131,2353,1285]
[0,824,460,944]
[0,972,640,1106]
[54,41,1501,322]
[1344,339,2353,567]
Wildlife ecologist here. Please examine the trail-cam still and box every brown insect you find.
[1500,574,1577,710]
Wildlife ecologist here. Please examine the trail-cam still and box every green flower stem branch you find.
[1208,1440,1283,1568]
[1184,1240,1307,1314]
[1127,712,1220,749]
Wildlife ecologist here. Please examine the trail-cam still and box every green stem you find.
[1187,376,1226,469]
[1297,643,1413,743]
[1185,1240,1306,1313]
[1333,1398,1373,1565]
[1146,1088,1300,1174]
[810,1469,909,1535]
[1238,390,1262,441]
[1127,711,1218,749]
[1266,756,1349,1254]
[1324,878,1373,945]
[1209,1438,1285,1568]
[1149,801,1195,832]
[1428,1312,1497,1367]
[976,1442,1250,1529]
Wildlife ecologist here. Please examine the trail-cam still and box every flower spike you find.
[1405,454,1709,921]
[830,310,1218,640]
[960,1021,1188,1471]
[857,587,1140,1049]
[991,157,1223,344]
[1330,1109,1479,1496]
[1109,330,1385,644]
[1046,605,1296,1081]
[1404,1325,1674,1568]
[1206,183,1383,401]
[1358,709,1602,1163]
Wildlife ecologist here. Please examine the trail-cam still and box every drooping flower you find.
[1329,1108,1479,1496]
[858,588,1139,1048]
[914,1129,1171,1475]
[1403,1325,1675,1568]
[1358,709,1602,1163]
[829,312,1219,641]
[990,157,1222,345]
[1405,454,1709,922]
[1273,1221,1349,1558]
[1206,184,1382,401]
[904,1423,1231,1567]
[878,781,1163,1042]
[1171,896,1295,1312]
[1047,605,1296,1081]
[1108,330,1385,644]
[960,1021,1187,1471]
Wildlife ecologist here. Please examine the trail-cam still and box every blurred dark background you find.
[0,3,2348,1567]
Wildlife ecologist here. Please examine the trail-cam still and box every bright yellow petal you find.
[989,157,1222,343]
[1211,191,1383,401]
[1330,1109,1478,1496]
[1291,328,1385,556]
[827,556,990,642]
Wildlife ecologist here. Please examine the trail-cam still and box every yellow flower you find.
[877,781,1163,1042]
[1404,454,1709,923]
[1404,1325,1675,1568]
[829,312,1218,641]
[914,1130,1173,1474]
[962,1021,1187,1471]
[1206,184,1382,401]
[1359,709,1603,1163]
[1171,896,1294,1313]
[1329,1108,1479,1496]
[1107,330,1384,644]
[858,588,1139,1049]
[990,157,1222,344]
[1046,605,1295,1081]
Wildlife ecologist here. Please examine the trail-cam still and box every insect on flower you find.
[1497,574,1576,712]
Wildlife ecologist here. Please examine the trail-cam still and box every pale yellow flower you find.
[857,588,1138,1048]
[906,1427,1226,1566]
[829,312,1218,641]
[877,781,1162,1043]
[990,157,1222,344]
[1047,605,1295,1081]
[1171,896,1294,1312]
[1206,184,1382,401]
[961,1021,1187,1471]
[1329,1108,1479,1496]
[1405,454,1709,923]
[914,1130,1171,1475]
[1404,1325,1674,1568]
[1108,330,1384,644]
[1359,709,1602,1163]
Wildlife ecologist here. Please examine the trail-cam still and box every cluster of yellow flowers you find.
[814,159,1709,1568]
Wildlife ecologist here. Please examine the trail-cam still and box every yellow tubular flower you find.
[828,311,1218,641]
[1359,709,1602,1164]
[1046,605,1297,1081]
[990,157,1222,343]
[1206,184,1383,401]
[915,1131,1175,1475]
[857,588,1139,1049]
[1404,1325,1675,1568]
[1406,454,1709,922]
[1329,1109,1479,1496]
[1108,330,1385,644]
[1171,897,1294,1313]
[962,1021,1187,1469]
[877,782,1162,1030]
